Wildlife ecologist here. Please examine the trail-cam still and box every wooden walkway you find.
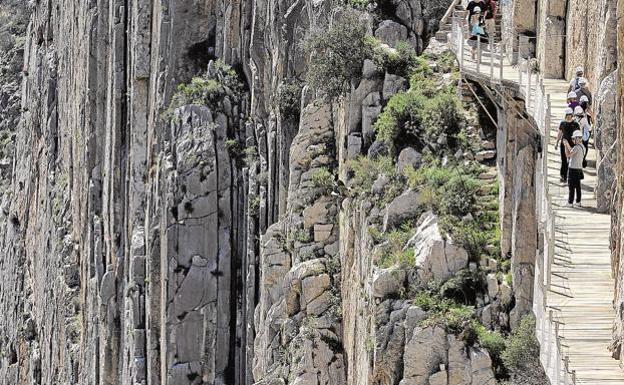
[452,40,622,384]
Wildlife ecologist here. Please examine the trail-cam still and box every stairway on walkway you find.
[445,22,623,385]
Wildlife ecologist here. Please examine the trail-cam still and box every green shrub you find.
[472,321,506,360]
[310,167,334,192]
[375,223,417,269]
[243,146,258,166]
[346,155,395,195]
[373,76,463,151]
[502,316,549,384]
[371,40,420,77]
[304,8,374,99]
[249,196,261,217]
[168,60,242,113]
[439,269,485,305]
[344,0,372,9]
[277,77,303,120]
[406,161,480,216]
[415,291,474,332]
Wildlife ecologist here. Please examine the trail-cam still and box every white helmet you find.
[567,91,577,99]
[580,95,589,102]
[574,106,584,115]
[578,77,588,85]
[474,6,481,12]
[575,66,584,75]
[564,107,574,115]
[572,130,583,138]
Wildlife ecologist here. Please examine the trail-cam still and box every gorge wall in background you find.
[0,0,622,384]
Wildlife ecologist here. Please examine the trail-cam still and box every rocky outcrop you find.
[496,96,539,327]
[408,212,469,284]
[253,103,345,385]
[595,71,618,213]
[608,0,624,365]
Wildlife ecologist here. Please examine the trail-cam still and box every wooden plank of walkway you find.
[455,44,624,384]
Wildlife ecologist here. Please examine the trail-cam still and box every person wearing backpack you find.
[554,107,580,183]
[563,130,586,207]
[576,77,592,107]
[568,66,584,93]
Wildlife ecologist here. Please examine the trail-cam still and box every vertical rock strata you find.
[0,0,543,384]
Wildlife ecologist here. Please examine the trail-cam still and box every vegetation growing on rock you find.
[167,59,243,114]
[304,8,373,99]
[374,63,464,152]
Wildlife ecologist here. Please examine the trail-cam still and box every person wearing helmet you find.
[466,0,485,25]
[555,107,580,182]
[576,77,592,107]
[567,91,579,110]
[563,130,586,207]
[568,66,584,93]
[579,95,594,124]
[574,106,591,168]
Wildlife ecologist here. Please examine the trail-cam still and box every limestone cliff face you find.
[0,1,253,383]
[0,0,455,384]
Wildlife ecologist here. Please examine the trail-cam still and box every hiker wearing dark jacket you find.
[554,107,580,183]
[568,66,584,93]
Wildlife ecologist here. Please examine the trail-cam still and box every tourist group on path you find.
[554,66,593,208]
[463,3,593,209]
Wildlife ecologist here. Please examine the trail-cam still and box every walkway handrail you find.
[449,14,577,385]
[439,0,463,29]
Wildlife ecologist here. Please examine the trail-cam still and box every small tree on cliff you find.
[304,8,373,99]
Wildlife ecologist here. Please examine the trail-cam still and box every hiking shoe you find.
[566,202,573,207]
[574,202,582,208]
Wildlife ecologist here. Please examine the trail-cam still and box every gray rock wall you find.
[0,0,461,384]
[496,96,539,327]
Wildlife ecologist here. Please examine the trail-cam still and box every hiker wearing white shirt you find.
[563,130,586,207]
[574,106,591,168]
[568,66,584,93]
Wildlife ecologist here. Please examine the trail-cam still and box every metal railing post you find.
[555,322,561,384]
[499,45,504,82]
[459,21,464,73]
[527,69,532,111]
[489,39,494,80]
[477,35,481,73]
[547,310,553,367]
[564,356,570,385]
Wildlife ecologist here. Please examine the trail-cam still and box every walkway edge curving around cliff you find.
[441,12,624,385]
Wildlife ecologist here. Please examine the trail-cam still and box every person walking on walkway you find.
[555,107,580,183]
[579,95,594,124]
[568,66,585,93]
[574,106,591,168]
[467,7,488,59]
[466,0,485,25]
[567,91,579,110]
[563,130,585,207]
[483,0,496,39]
[576,77,592,107]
